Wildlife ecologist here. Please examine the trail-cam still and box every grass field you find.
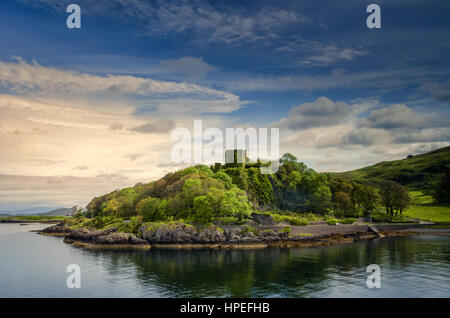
[404,191,450,223]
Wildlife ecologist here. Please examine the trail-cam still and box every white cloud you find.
[0,58,246,116]
[277,98,450,171]
[359,104,436,129]
[274,97,352,130]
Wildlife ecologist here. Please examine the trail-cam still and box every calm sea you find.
[0,223,448,297]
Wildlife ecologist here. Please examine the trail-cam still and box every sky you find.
[0,0,449,211]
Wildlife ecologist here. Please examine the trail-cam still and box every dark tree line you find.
[328,177,410,218]
[433,171,450,203]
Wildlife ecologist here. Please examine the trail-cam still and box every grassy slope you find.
[331,146,450,190]
[405,191,450,223]
[331,146,450,223]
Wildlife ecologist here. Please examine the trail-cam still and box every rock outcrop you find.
[92,232,148,245]
[38,220,378,248]
[140,222,284,244]
[63,226,147,245]
[39,224,72,234]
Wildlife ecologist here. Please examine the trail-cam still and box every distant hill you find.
[37,208,72,216]
[0,207,72,216]
[0,206,55,216]
[331,146,450,190]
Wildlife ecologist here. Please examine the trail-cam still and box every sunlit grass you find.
[404,191,450,223]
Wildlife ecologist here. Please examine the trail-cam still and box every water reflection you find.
[81,236,450,297]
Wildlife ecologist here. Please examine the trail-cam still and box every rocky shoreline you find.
[35,221,450,250]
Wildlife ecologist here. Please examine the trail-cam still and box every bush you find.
[340,218,357,224]
[371,212,407,223]
[288,217,309,226]
[267,213,309,226]
[179,167,199,177]
[239,225,259,235]
[217,217,246,225]
[279,226,291,234]
[128,216,143,233]
[327,218,338,225]
[213,172,233,188]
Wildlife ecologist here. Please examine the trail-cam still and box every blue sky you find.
[0,0,449,211]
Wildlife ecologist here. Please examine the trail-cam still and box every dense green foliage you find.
[85,154,334,225]
[86,164,253,225]
[326,219,338,225]
[379,181,411,215]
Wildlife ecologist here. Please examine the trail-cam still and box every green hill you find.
[37,208,72,216]
[85,154,331,224]
[331,146,450,190]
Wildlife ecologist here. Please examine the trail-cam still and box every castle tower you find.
[225,149,246,167]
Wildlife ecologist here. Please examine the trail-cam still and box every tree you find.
[329,178,353,213]
[182,178,202,213]
[379,181,410,216]
[434,171,450,203]
[393,186,411,215]
[379,181,397,215]
[334,191,354,217]
[193,196,214,224]
[219,188,252,220]
[136,197,166,222]
[351,183,379,216]
[359,185,379,215]
[213,171,233,189]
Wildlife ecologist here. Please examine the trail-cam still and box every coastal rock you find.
[66,227,117,242]
[141,223,198,243]
[93,232,148,245]
[196,226,226,243]
[40,224,71,234]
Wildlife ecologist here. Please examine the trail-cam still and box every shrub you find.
[217,217,246,225]
[371,212,392,223]
[340,218,357,224]
[327,218,338,225]
[179,167,199,177]
[213,172,233,188]
[239,225,259,235]
[371,212,407,223]
[279,226,291,234]
[288,217,309,226]
[129,216,143,233]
